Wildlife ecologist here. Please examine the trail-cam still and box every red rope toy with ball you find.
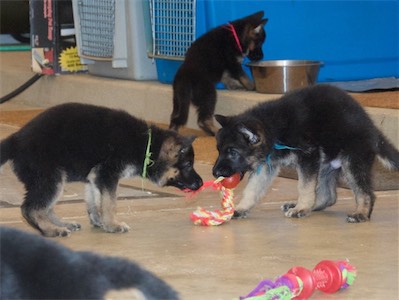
[184,173,241,226]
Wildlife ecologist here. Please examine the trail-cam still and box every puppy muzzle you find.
[175,177,203,191]
[248,49,263,61]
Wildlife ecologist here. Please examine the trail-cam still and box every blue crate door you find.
[150,0,196,83]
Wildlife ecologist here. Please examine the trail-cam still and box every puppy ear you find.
[238,11,264,25]
[247,11,264,21]
[215,115,230,127]
[180,135,196,154]
[237,124,260,145]
[159,137,181,160]
[254,18,268,33]
[183,135,196,145]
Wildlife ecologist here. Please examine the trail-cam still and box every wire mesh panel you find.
[75,0,115,59]
[149,0,196,59]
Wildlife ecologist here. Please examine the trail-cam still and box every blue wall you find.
[194,0,399,82]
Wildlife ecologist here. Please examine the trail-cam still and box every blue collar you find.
[257,143,302,174]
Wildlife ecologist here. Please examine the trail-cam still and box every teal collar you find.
[257,143,302,174]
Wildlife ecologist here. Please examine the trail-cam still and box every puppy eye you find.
[183,161,192,168]
[227,148,239,158]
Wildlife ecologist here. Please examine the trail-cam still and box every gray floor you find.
[1,50,399,299]
[1,103,398,299]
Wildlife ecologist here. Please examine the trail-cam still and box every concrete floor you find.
[1,103,399,299]
[1,51,399,299]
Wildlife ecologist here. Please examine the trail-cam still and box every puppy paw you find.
[65,222,81,231]
[282,203,311,218]
[103,222,130,233]
[88,211,103,228]
[243,81,255,91]
[225,83,245,90]
[233,210,248,219]
[42,227,72,238]
[57,229,72,237]
[247,84,255,91]
[281,202,296,212]
[169,123,179,132]
[89,217,102,228]
[347,213,369,223]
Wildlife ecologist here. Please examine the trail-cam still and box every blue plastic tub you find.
[153,0,398,84]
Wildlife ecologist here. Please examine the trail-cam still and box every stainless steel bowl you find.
[247,60,322,94]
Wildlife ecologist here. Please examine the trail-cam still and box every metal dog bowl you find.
[247,60,322,94]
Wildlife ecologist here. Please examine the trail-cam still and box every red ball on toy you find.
[221,173,241,189]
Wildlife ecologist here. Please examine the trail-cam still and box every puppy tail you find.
[169,84,191,130]
[0,135,15,166]
[376,132,399,170]
[87,254,180,300]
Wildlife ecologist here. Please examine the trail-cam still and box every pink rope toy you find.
[184,173,241,226]
[238,259,356,300]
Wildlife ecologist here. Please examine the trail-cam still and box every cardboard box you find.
[30,0,87,75]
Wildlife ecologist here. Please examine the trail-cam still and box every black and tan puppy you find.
[0,227,179,299]
[169,11,268,135]
[213,84,399,222]
[0,103,203,237]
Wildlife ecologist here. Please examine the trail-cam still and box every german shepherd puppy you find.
[0,103,203,237]
[213,84,399,222]
[169,11,268,136]
[0,227,179,299]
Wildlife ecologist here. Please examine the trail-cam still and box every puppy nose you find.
[191,177,203,190]
[213,168,226,178]
[250,52,263,61]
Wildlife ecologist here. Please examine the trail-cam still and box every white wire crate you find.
[72,0,157,80]
[74,0,115,59]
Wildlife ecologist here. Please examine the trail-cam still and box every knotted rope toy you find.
[184,173,241,226]
[238,259,356,300]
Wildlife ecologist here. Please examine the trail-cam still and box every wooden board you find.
[351,91,399,109]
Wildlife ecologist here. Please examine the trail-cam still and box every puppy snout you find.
[180,173,203,190]
[248,50,263,61]
[213,169,222,178]
[190,177,203,190]
[213,167,232,179]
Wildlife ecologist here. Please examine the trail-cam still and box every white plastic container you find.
[72,0,157,80]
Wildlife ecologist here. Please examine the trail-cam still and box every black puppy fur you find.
[0,227,179,300]
[0,103,203,237]
[170,11,268,135]
[213,84,399,222]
